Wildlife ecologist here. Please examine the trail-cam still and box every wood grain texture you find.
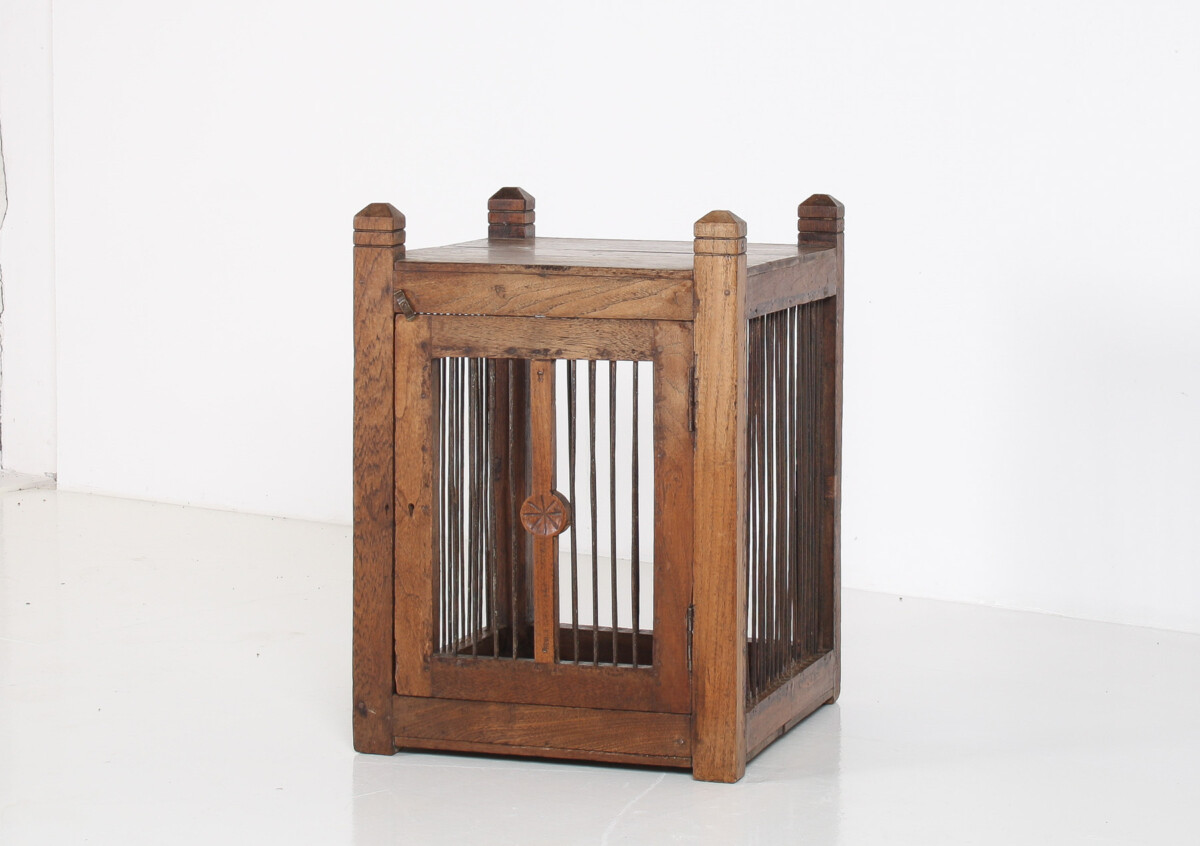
[355,193,843,777]
[395,737,690,769]
[429,315,658,361]
[650,320,695,715]
[744,650,836,761]
[352,202,404,754]
[399,237,800,272]
[745,247,839,319]
[430,654,683,713]
[529,361,559,664]
[488,187,535,239]
[393,315,435,697]
[798,194,845,246]
[488,223,535,239]
[487,186,535,211]
[399,269,693,321]
[821,212,845,702]
[488,210,536,225]
[393,696,691,758]
[354,229,407,247]
[690,211,750,782]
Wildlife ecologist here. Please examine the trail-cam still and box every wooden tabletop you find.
[399,237,822,274]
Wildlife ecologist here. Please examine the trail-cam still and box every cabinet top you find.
[398,237,828,276]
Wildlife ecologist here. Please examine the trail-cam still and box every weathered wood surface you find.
[393,695,691,758]
[354,192,844,781]
[398,269,693,321]
[395,737,690,769]
[399,236,803,271]
[804,195,845,702]
[488,187,535,239]
[352,203,404,754]
[745,247,839,318]
[744,651,837,761]
[650,320,695,715]
[529,360,559,664]
[392,315,435,696]
[430,653,685,713]
[429,315,659,361]
[690,210,750,783]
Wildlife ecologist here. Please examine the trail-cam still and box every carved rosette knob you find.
[520,491,572,537]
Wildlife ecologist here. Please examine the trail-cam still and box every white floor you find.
[1,489,1197,845]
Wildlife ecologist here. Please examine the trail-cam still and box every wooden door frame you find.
[395,314,693,715]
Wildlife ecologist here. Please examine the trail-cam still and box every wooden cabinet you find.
[352,188,844,782]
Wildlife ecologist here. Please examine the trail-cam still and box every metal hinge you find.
[688,362,697,433]
[686,604,695,671]
[394,288,418,321]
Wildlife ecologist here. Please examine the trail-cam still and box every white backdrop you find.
[3,1,1198,632]
[0,0,56,475]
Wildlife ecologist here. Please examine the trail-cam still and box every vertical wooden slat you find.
[692,210,749,782]
[651,320,694,713]
[799,194,844,702]
[530,360,559,663]
[353,203,404,753]
[393,317,435,688]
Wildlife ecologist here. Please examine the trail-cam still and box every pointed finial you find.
[354,202,406,248]
[488,187,535,239]
[797,194,844,245]
[694,210,747,255]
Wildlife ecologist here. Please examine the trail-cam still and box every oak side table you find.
[353,188,844,782]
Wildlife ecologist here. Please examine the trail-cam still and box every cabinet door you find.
[394,315,693,714]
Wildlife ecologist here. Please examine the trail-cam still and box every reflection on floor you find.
[2,489,1197,844]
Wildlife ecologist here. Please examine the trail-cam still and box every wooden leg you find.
[691,211,750,783]
[352,203,406,754]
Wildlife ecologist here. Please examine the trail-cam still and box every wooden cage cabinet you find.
[353,188,844,782]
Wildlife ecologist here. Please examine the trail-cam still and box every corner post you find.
[798,194,844,703]
[352,203,405,754]
[691,211,750,782]
[487,187,536,239]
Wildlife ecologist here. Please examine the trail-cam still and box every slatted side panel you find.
[555,359,655,668]
[746,298,831,704]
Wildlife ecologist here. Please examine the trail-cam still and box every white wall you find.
[0,0,57,476]
[31,1,1200,630]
